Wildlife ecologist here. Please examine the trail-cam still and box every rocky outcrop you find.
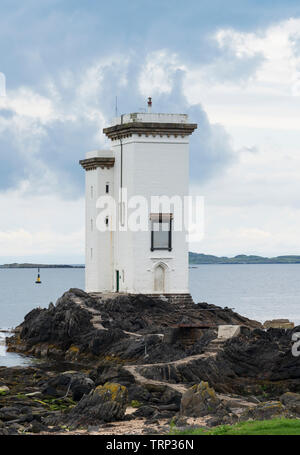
[67,382,128,426]
[180,382,230,418]
[239,401,291,421]
[7,289,298,398]
[41,371,94,401]
[280,392,300,415]
[98,296,261,333]
[217,327,300,392]
[6,288,261,364]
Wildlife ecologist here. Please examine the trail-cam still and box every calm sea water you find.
[1,264,300,366]
[190,264,300,325]
[0,268,85,367]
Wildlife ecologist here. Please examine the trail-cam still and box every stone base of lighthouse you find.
[89,292,194,305]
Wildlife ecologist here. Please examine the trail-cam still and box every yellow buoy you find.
[35,268,42,284]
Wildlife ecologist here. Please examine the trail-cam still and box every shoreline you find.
[3,263,300,268]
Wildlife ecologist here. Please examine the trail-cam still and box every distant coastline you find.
[0,263,85,269]
[2,254,300,268]
[189,253,300,264]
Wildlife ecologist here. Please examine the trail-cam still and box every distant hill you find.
[2,255,300,268]
[0,263,85,269]
[189,253,300,264]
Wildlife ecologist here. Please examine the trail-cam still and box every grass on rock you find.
[173,418,300,435]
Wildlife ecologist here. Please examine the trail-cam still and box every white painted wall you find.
[111,134,190,294]
[85,150,114,293]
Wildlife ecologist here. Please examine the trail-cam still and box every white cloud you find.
[0,87,56,122]
[139,50,185,96]
[0,228,84,257]
[184,18,300,130]
[0,186,84,260]
[215,18,300,90]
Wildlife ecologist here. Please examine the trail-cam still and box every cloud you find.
[0,50,236,197]
[0,186,84,261]
[215,18,300,93]
[184,17,300,131]
[0,228,84,257]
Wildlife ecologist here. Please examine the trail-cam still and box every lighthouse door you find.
[116,270,120,292]
[154,264,165,293]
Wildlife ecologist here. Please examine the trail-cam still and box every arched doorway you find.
[154,264,165,293]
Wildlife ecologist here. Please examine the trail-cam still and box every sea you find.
[1,264,300,366]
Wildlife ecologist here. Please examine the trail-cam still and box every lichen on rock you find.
[66,382,128,426]
[180,381,229,417]
[239,400,291,421]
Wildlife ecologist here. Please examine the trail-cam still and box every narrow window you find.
[91,186,93,198]
[150,213,172,251]
[119,202,125,226]
[122,269,125,283]
[90,248,93,259]
[106,183,109,193]
[105,216,109,226]
[91,219,93,231]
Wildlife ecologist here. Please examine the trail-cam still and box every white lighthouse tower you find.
[80,99,197,301]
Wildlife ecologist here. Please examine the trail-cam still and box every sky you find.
[1,0,300,262]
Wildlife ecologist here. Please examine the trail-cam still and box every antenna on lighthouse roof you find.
[147,97,152,113]
[115,96,118,117]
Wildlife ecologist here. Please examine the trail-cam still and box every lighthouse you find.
[80,100,197,301]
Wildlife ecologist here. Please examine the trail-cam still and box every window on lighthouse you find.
[150,213,172,251]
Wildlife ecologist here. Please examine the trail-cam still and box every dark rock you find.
[42,385,60,398]
[0,406,21,421]
[153,410,175,419]
[180,382,230,418]
[42,371,94,401]
[186,330,216,355]
[128,384,151,403]
[158,403,179,411]
[89,329,128,356]
[30,420,48,433]
[206,416,224,427]
[92,365,135,388]
[160,388,181,408]
[67,382,128,426]
[123,414,135,421]
[240,401,290,421]
[132,405,157,418]
[280,392,300,415]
